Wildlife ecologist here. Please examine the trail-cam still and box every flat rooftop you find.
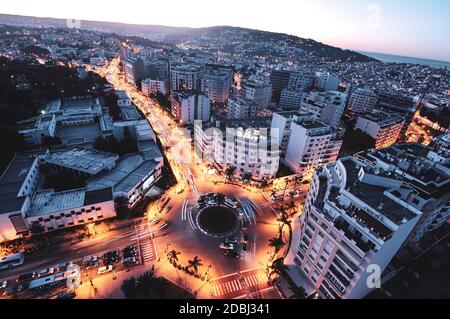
[56,123,102,145]
[27,187,113,218]
[0,150,47,215]
[46,148,118,175]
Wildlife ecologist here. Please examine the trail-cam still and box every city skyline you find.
[1,0,450,62]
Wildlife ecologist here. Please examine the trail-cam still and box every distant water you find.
[359,51,450,70]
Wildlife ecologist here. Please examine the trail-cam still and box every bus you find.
[0,253,25,270]
[28,273,66,291]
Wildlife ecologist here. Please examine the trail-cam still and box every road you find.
[0,58,305,299]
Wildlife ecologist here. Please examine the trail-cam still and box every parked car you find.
[103,250,120,265]
[97,265,115,275]
[37,267,55,278]
[219,243,235,250]
[2,284,24,296]
[16,272,36,283]
[0,280,7,289]
[55,262,72,272]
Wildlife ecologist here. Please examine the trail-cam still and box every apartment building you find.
[240,75,272,108]
[300,91,347,129]
[347,88,378,114]
[170,91,211,125]
[194,118,280,181]
[201,64,233,104]
[141,78,169,96]
[170,63,204,92]
[123,57,145,87]
[227,95,261,119]
[316,72,340,91]
[355,110,405,149]
[290,157,423,299]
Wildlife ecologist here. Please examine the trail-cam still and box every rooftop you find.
[46,148,119,175]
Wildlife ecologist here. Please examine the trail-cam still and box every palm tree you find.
[277,211,293,258]
[136,270,159,299]
[29,222,45,236]
[289,286,308,299]
[269,257,285,281]
[268,236,285,254]
[121,277,137,299]
[188,256,203,274]
[225,166,236,180]
[168,249,181,264]
[242,172,252,184]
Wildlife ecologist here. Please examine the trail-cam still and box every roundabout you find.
[197,205,239,237]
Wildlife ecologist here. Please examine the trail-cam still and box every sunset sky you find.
[1,0,449,61]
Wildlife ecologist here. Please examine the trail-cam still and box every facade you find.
[279,89,307,111]
[17,114,57,145]
[241,75,272,108]
[227,95,261,119]
[347,88,378,114]
[288,68,315,92]
[289,157,423,299]
[270,69,291,104]
[194,118,280,181]
[301,91,347,129]
[355,110,405,149]
[316,72,340,91]
[201,64,233,104]
[123,57,145,87]
[170,91,211,125]
[144,59,169,80]
[283,118,343,177]
[141,78,169,96]
[170,63,204,92]
[377,91,417,142]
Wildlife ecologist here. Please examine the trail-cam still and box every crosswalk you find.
[210,270,269,299]
[140,238,155,263]
[134,223,156,263]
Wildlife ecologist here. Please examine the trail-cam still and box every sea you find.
[359,51,450,70]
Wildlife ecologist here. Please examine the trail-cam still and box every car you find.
[82,256,99,264]
[55,262,72,272]
[84,261,99,269]
[37,267,55,278]
[224,251,240,258]
[2,284,23,296]
[219,243,235,250]
[0,281,7,289]
[16,272,36,283]
[55,290,76,299]
[97,265,115,275]
[122,257,137,264]
[225,237,238,244]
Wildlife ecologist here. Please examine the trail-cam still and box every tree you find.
[242,172,253,184]
[188,256,203,274]
[168,250,181,264]
[268,236,285,254]
[29,222,45,236]
[121,277,137,299]
[289,286,308,299]
[269,257,285,281]
[225,166,236,180]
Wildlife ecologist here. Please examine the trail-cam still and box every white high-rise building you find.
[123,57,145,87]
[141,78,169,96]
[355,110,404,149]
[316,72,340,91]
[170,91,211,125]
[194,118,280,181]
[241,75,272,108]
[277,115,343,177]
[288,68,315,92]
[201,64,233,104]
[348,88,378,114]
[300,91,347,129]
[227,95,261,119]
[288,156,423,299]
[279,89,308,111]
[170,63,204,92]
